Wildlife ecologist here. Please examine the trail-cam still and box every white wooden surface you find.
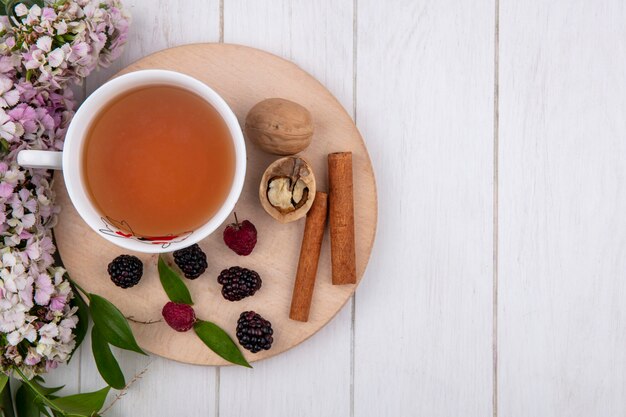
[499,1,626,416]
[49,0,626,416]
[354,1,494,416]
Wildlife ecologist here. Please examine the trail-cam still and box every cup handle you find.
[17,150,63,170]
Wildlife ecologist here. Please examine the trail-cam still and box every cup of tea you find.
[17,69,247,253]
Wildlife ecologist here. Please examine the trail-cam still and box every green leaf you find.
[50,386,110,417]
[37,404,54,417]
[0,374,8,394]
[16,385,39,417]
[12,369,61,415]
[157,256,193,305]
[0,138,10,157]
[0,376,15,417]
[38,407,52,417]
[91,326,125,389]
[29,380,63,397]
[89,294,146,355]
[68,286,89,362]
[193,320,251,368]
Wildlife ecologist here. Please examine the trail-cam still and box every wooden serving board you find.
[54,43,377,365]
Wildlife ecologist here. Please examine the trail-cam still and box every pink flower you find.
[3,0,130,89]
[47,49,65,68]
[35,107,55,132]
[36,36,52,53]
[4,37,15,49]
[35,236,55,267]
[0,77,19,108]
[18,280,33,307]
[14,4,28,17]
[24,5,42,26]
[25,240,41,260]
[24,349,41,365]
[34,273,53,305]
[41,8,57,22]
[0,182,13,198]
[45,360,58,371]
[70,42,90,59]
[8,104,37,135]
[23,49,45,70]
[0,111,17,141]
[54,20,67,35]
[15,81,36,102]
[49,295,66,312]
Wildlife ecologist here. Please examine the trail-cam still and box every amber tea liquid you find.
[83,85,235,236]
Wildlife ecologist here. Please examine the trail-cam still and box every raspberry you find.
[223,214,257,256]
[161,302,196,332]
[108,255,143,288]
[236,311,273,353]
[217,267,262,301]
[173,244,208,279]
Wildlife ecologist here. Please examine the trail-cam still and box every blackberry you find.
[173,244,208,279]
[236,311,273,353]
[108,255,143,288]
[217,267,262,301]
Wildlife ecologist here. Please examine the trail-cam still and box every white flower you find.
[14,4,28,17]
[25,5,42,26]
[39,322,59,339]
[2,252,16,267]
[36,36,52,53]
[0,76,19,108]
[0,309,25,333]
[24,348,41,365]
[6,322,35,345]
[0,259,79,376]
[47,48,65,68]
[23,324,36,342]
[0,110,17,140]
[54,20,68,35]
[24,49,45,70]
[58,318,75,344]
[29,5,42,17]
[7,330,20,345]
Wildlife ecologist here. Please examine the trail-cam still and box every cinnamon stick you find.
[289,192,328,322]
[328,152,357,285]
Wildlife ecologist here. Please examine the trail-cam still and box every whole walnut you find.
[244,98,314,155]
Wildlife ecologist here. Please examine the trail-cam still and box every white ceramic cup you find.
[17,69,247,254]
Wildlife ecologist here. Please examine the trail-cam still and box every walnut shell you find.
[245,98,314,155]
[259,156,316,223]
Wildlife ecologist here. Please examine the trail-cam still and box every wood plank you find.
[499,1,626,415]
[79,2,220,415]
[43,355,81,396]
[85,0,221,93]
[79,330,217,417]
[219,1,354,416]
[354,1,495,416]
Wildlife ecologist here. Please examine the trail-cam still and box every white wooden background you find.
[44,0,626,416]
